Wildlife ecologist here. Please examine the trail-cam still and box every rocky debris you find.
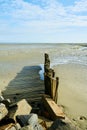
[0,95,4,101]
[0,99,11,108]
[16,113,44,130]
[8,99,32,121]
[0,95,11,109]
[0,103,8,121]
[0,97,33,130]
[0,96,45,130]
[28,114,38,127]
[0,94,81,130]
[19,125,34,130]
[3,123,21,130]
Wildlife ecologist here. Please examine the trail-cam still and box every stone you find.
[0,95,4,101]
[15,123,21,130]
[9,99,32,121]
[28,113,38,127]
[26,113,43,130]
[20,125,34,130]
[0,99,11,108]
[16,115,29,127]
[0,103,8,121]
[16,114,38,127]
[34,123,44,130]
[7,126,16,130]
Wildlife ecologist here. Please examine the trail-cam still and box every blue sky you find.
[0,0,87,43]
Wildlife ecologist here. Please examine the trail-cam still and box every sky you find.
[0,0,87,43]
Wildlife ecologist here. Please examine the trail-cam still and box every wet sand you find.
[53,64,87,129]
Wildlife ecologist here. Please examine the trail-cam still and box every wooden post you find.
[51,78,56,100]
[44,53,59,103]
[44,53,50,73]
[44,75,51,95]
[54,77,59,103]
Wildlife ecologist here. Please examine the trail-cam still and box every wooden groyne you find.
[0,53,81,130]
[44,53,59,103]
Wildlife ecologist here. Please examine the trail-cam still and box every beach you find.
[0,43,87,129]
[53,64,87,129]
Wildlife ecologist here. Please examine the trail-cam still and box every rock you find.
[0,99,11,108]
[0,95,4,101]
[9,99,32,121]
[28,114,43,130]
[0,103,8,121]
[28,114,38,127]
[16,114,43,130]
[1,123,21,130]
[7,126,16,130]
[19,125,34,130]
[16,114,38,127]
[16,115,29,127]
[15,123,21,130]
[34,123,44,130]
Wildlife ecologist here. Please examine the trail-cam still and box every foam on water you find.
[39,64,44,80]
[39,55,87,80]
[51,56,87,66]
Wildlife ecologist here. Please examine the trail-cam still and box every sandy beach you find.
[0,43,87,129]
[53,64,87,129]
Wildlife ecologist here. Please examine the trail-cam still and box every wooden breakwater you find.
[44,53,59,103]
[0,53,81,130]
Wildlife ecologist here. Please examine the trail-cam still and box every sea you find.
[0,43,87,81]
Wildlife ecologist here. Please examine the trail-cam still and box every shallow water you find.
[0,43,87,90]
[0,43,87,65]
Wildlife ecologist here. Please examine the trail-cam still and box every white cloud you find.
[71,0,87,12]
[0,0,87,28]
[0,0,87,42]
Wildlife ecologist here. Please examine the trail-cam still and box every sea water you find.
[38,43,87,80]
[0,43,87,82]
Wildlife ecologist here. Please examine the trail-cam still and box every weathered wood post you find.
[55,77,59,103]
[44,53,51,95]
[44,53,59,103]
[44,53,50,73]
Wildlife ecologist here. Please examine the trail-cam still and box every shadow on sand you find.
[2,65,44,103]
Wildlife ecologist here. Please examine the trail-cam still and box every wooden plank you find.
[54,77,59,103]
[42,95,65,120]
[44,75,51,95]
[51,78,57,100]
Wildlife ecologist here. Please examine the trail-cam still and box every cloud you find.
[71,0,87,12]
[0,0,86,24]
[0,0,87,42]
